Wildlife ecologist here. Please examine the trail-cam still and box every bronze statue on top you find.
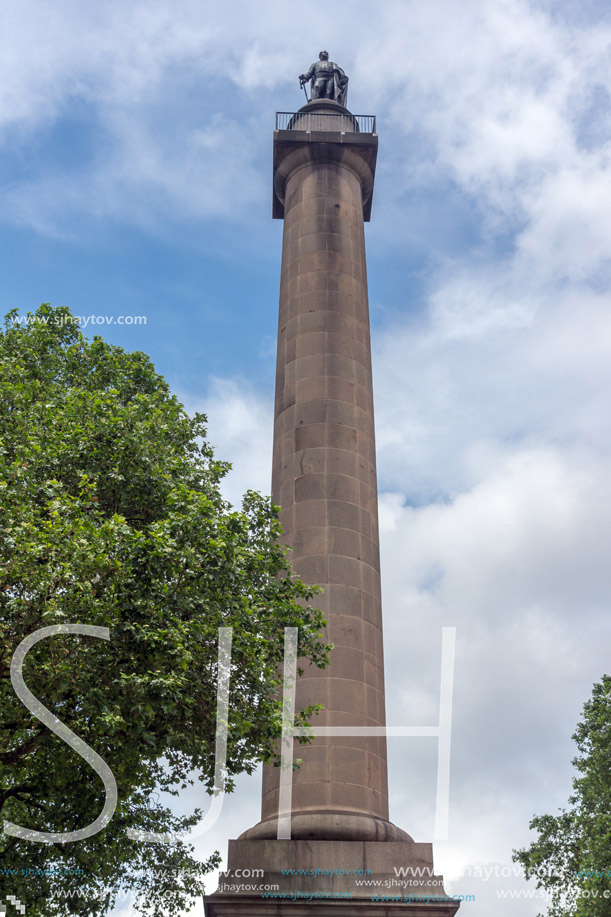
[299,51,349,107]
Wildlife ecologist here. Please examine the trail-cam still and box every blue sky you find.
[2,1,611,914]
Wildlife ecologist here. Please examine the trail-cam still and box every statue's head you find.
[319,50,329,60]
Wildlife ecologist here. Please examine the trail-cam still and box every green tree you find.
[514,675,611,916]
[0,305,329,915]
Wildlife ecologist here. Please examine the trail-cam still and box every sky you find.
[2,0,611,913]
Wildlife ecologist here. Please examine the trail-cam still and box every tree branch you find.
[0,732,43,765]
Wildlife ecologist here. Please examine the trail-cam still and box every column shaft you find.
[261,157,389,828]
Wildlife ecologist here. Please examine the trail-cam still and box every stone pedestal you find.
[205,839,459,915]
[204,100,458,915]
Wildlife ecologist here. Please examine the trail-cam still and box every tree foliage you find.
[514,675,611,916]
[0,305,330,915]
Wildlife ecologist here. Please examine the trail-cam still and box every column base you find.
[239,811,412,842]
[204,839,460,915]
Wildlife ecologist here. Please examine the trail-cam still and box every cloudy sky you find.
[3,0,611,913]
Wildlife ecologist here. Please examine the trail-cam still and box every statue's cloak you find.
[332,64,349,107]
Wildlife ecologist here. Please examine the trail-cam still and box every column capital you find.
[273,104,378,221]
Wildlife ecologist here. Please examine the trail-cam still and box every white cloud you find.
[373,278,611,503]
[378,443,611,910]
[516,160,611,282]
[182,377,273,508]
[3,0,611,250]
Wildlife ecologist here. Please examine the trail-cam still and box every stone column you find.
[249,99,400,841]
[204,100,459,917]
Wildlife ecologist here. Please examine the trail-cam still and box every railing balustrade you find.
[275,111,376,133]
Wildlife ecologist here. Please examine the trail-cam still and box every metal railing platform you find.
[275,111,376,133]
